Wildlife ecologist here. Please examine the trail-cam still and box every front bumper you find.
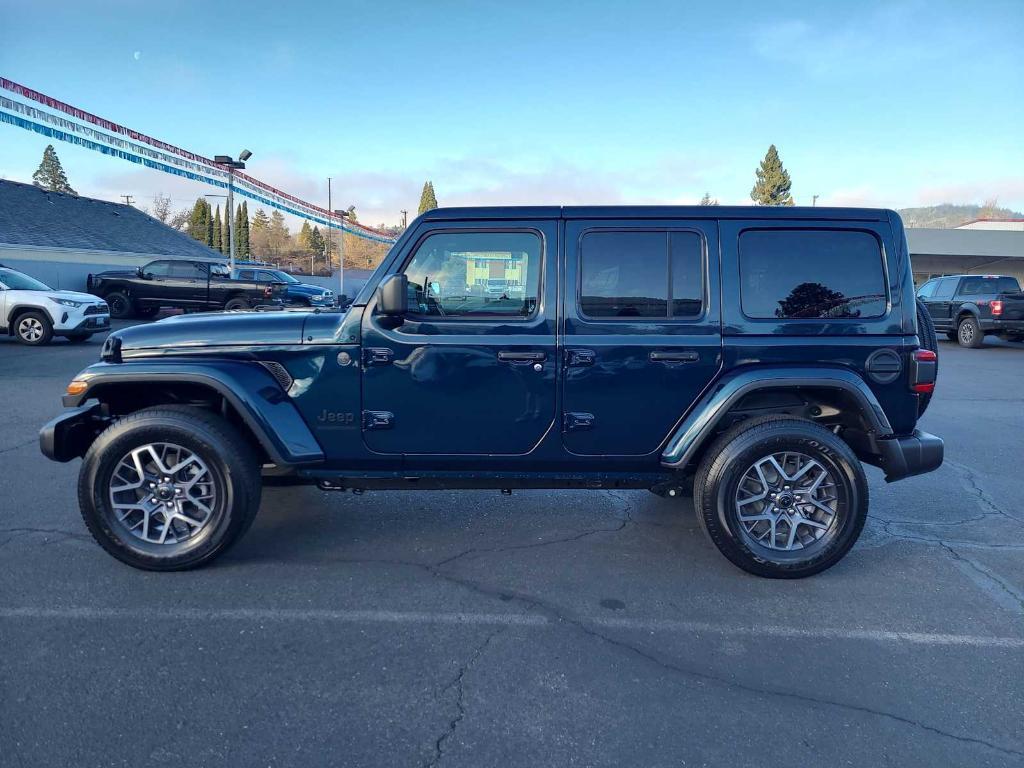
[39,403,110,462]
[59,315,110,334]
[875,430,944,483]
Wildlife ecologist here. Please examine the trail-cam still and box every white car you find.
[0,265,110,345]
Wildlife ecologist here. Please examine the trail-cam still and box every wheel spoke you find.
[735,450,839,553]
[108,442,216,546]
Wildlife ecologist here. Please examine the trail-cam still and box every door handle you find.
[649,350,700,363]
[498,351,546,363]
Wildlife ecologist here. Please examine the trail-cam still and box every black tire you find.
[64,334,91,344]
[13,310,53,345]
[945,330,958,342]
[224,296,250,311]
[914,298,938,417]
[78,406,262,571]
[105,291,134,319]
[694,415,868,579]
[957,315,984,348]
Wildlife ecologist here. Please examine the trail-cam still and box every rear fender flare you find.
[63,360,324,466]
[661,366,893,469]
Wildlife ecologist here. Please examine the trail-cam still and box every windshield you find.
[0,268,51,291]
[267,270,300,284]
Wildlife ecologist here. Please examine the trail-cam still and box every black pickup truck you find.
[88,259,285,319]
[916,274,1024,347]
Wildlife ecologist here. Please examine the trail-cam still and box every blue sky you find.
[1,0,1022,226]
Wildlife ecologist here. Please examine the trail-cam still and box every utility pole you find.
[120,195,134,206]
[812,195,819,207]
[400,209,408,229]
[327,177,333,282]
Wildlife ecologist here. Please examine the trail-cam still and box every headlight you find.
[51,296,84,308]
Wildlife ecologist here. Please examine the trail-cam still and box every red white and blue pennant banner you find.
[0,77,398,244]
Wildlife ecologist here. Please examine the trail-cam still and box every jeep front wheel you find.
[694,416,868,579]
[78,406,261,571]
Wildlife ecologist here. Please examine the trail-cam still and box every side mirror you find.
[377,274,408,316]
[136,267,146,278]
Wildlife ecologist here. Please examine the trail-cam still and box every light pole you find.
[334,208,353,298]
[214,150,251,274]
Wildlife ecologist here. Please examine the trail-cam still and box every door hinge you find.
[566,349,595,367]
[362,410,394,430]
[363,347,394,366]
[564,412,596,431]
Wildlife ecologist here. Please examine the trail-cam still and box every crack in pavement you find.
[433,490,638,569]
[867,516,1024,552]
[0,438,36,456]
[425,628,504,767]
[940,541,1024,616]
[0,527,92,548]
[946,459,1024,525]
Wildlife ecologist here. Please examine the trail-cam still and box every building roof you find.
[906,228,1024,260]
[0,179,223,260]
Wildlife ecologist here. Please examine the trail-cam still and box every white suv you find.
[0,265,110,345]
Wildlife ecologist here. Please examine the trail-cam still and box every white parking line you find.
[2,606,1022,649]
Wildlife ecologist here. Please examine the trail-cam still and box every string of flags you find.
[0,76,399,245]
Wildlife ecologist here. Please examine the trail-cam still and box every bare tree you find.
[150,193,173,224]
[168,209,190,231]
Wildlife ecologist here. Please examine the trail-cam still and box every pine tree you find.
[299,221,314,251]
[699,192,719,206]
[750,145,794,206]
[32,144,76,195]
[213,206,223,252]
[204,199,214,247]
[310,226,325,256]
[221,207,231,255]
[418,181,438,214]
[235,202,250,258]
[187,198,210,242]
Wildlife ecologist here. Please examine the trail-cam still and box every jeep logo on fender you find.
[317,410,355,426]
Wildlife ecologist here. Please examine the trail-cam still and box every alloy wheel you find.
[734,451,840,553]
[108,442,217,546]
[959,321,974,345]
[18,317,44,342]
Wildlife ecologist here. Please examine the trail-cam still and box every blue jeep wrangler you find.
[40,206,943,578]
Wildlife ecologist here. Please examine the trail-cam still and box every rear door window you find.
[579,230,703,319]
[739,229,887,319]
[933,278,957,300]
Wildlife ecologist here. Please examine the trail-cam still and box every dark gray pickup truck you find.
[916,274,1024,347]
[88,259,285,319]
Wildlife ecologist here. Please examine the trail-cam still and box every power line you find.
[120,194,134,206]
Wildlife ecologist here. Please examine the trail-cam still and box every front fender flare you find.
[661,366,893,469]
[62,360,324,466]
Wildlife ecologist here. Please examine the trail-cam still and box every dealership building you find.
[1,179,1022,293]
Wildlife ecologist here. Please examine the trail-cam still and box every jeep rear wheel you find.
[78,406,261,571]
[224,297,250,311]
[694,416,868,579]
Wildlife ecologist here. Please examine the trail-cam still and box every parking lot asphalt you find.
[1,324,1023,767]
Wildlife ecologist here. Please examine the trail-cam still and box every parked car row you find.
[1,261,341,345]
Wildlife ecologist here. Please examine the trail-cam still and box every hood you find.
[49,290,104,303]
[286,283,332,297]
[112,309,315,352]
[92,268,138,278]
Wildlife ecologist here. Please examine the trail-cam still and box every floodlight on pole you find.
[215,152,250,274]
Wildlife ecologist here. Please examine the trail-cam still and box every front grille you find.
[84,304,108,315]
[259,361,294,392]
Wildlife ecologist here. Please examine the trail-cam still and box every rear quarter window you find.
[739,229,887,319]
